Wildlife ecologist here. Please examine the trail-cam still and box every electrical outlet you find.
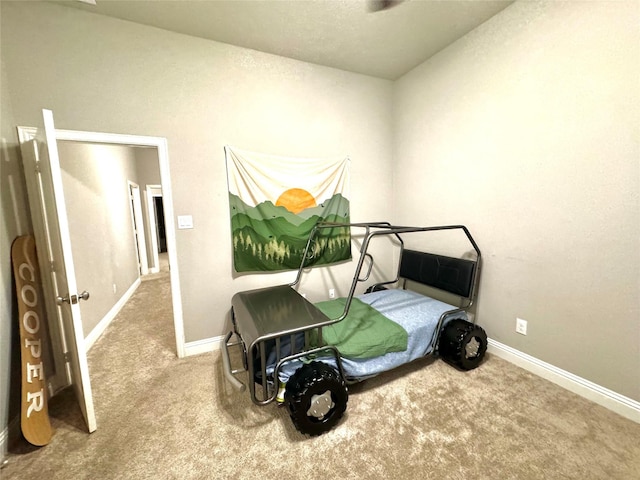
[329,288,335,299]
[516,318,528,335]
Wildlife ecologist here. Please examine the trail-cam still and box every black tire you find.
[439,319,487,370]
[285,361,348,436]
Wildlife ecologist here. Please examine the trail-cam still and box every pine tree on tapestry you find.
[225,146,351,272]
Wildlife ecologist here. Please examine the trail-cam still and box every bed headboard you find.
[399,249,477,299]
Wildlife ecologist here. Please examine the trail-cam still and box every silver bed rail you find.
[221,331,246,392]
[291,222,482,317]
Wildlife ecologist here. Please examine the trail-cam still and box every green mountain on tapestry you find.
[225,146,351,272]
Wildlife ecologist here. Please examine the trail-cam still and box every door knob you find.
[56,291,90,305]
[56,294,70,305]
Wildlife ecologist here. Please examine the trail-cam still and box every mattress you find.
[268,288,467,383]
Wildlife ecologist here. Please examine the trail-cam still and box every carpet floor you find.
[3,270,640,479]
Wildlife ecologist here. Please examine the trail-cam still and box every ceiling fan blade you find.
[367,0,404,13]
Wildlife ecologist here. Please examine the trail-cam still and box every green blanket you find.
[312,297,408,359]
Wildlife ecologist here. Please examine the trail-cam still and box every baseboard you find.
[85,278,141,351]
[184,335,223,357]
[1,416,20,461]
[487,339,640,424]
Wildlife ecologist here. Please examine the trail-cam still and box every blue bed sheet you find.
[269,288,467,382]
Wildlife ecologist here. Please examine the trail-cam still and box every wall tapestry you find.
[225,146,351,272]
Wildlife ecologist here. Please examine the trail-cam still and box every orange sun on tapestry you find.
[225,146,351,273]
[276,188,317,214]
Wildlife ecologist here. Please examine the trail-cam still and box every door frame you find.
[145,184,163,274]
[17,127,186,358]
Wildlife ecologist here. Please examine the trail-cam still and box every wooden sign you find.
[11,235,53,446]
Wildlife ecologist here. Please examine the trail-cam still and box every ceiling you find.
[57,0,514,80]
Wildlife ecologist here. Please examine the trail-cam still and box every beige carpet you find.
[3,270,640,479]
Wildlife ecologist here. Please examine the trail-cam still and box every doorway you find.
[145,184,166,274]
[154,196,167,253]
[17,126,185,359]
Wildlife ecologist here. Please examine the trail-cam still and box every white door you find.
[20,109,97,433]
[128,182,149,275]
[19,139,70,400]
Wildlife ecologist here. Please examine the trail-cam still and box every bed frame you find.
[222,222,482,406]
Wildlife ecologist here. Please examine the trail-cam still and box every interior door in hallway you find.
[128,181,149,275]
[20,109,97,433]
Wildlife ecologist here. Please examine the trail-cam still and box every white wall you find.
[393,0,640,401]
[0,55,30,458]
[135,149,161,188]
[0,1,395,343]
[57,141,142,336]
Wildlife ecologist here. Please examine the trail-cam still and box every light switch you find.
[177,215,193,229]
